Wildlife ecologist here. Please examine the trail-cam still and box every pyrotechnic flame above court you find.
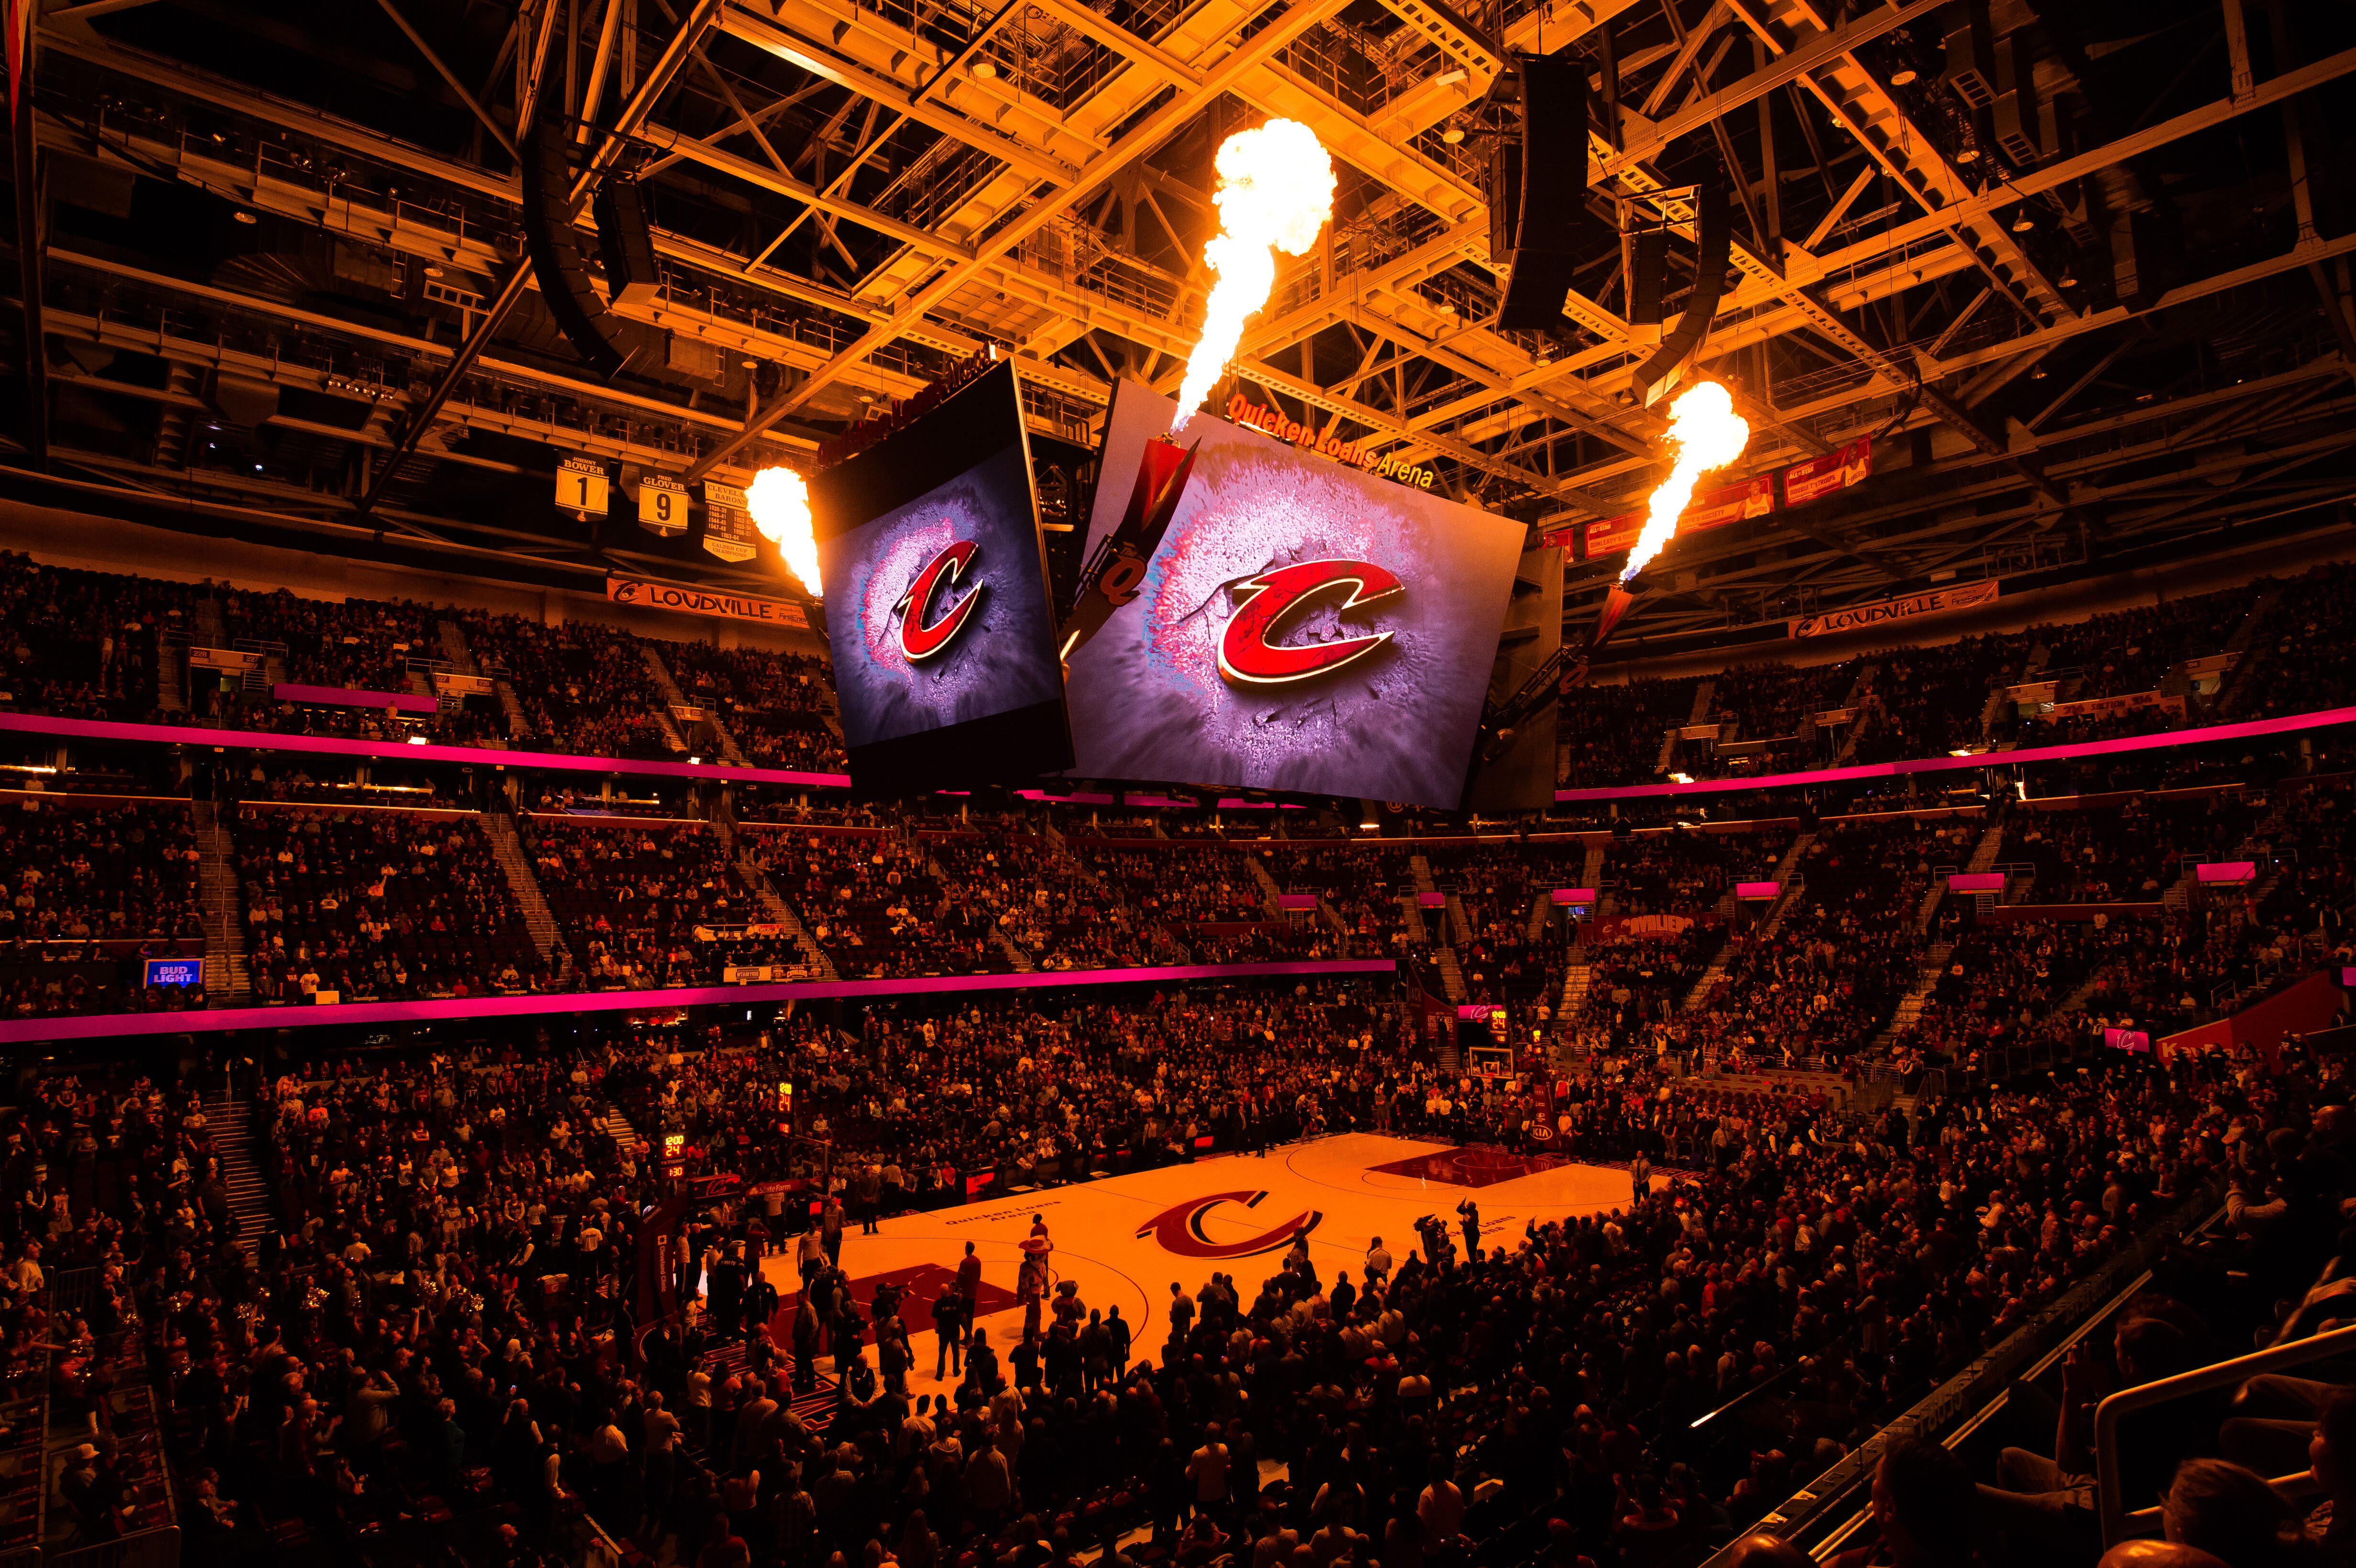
[1171,119,1335,432]
[748,467,821,596]
[1620,381,1749,584]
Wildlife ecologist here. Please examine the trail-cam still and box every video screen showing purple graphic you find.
[811,361,1072,794]
[1064,380,1523,808]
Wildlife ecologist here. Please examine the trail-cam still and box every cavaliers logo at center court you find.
[1136,1190,1322,1259]
[896,539,985,662]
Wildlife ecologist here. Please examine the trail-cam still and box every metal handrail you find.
[2095,1320,2356,1545]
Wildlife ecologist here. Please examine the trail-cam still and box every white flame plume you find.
[1171,119,1336,431]
[1619,381,1750,584]
[748,467,822,597]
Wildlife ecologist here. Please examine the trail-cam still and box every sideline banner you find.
[1790,579,1999,639]
[607,575,809,629]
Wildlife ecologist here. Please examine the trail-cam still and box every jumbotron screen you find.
[1065,380,1523,808]
[809,361,1073,794]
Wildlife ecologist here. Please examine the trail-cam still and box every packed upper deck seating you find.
[0,553,188,722]
[463,614,674,760]
[0,795,205,1016]
[662,642,845,772]
[523,817,789,987]
[232,804,544,1002]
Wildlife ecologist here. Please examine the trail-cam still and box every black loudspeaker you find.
[593,173,661,310]
[1630,182,1731,407]
[1496,50,1589,332]
[1626,225,1669,331]
[521,111,629,381]
[1488,140,1523,265]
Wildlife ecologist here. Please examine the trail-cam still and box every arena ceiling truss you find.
[11,0,2356,642]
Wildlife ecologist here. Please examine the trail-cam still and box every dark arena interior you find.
[8,0,2356,1566]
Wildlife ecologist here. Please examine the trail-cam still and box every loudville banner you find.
[1789,579,1999,639]
[607,575,810,629]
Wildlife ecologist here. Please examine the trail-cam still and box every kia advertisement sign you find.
[810,361,1072,793]
[1066,380,1523,807]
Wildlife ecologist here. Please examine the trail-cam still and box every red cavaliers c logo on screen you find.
[896,539,985,662]
[1217,559,1403,687]
[1136,1190,1322,1259]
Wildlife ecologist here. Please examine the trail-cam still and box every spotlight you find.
[233,211,259,224]
[1889,66,1918,85]
[1442,126,1464,144]
[2011,213,2035,233]
[1957,146,1979,163]
[972,60,996,79]
[424,264,445,277]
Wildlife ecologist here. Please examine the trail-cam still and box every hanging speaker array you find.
[520,109,653,381]
[1493,50,1591,333]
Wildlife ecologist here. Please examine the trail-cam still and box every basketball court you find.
[759,1132,1657,1377]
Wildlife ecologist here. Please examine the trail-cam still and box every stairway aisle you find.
[204,1085,275,1260]
[480,811,570,978]
[191,800,252,1003]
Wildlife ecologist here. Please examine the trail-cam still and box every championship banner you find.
[2044,691,2185,721]
[607,575,810,630]
[1790,579,1999,639]
[1781,437,1872,506]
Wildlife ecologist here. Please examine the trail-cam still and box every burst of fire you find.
[748,467,822,596]
[1171,119,1336,431]
[1619,381,1750,584]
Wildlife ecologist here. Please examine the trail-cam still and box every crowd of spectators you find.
[233,805,544,1002]
[0,794,205,1015]
[664,642,846,773]
[217,589,441,697]
[742,827,1013,980]
[0,553,187,721]
[1558,677,1699,789]
[524,818,788,988]
[7,957,2350,1568]
[465,615,676,760]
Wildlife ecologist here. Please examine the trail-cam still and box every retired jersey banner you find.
[1582,474,1777,558]
[1790,579,1999,639]
[1686,475,1778,529]
[1781,437,1873,506]
[607,575,810,630]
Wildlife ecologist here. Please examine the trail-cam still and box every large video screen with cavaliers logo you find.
[1065,380,1524,807]
[809,361,1072,793]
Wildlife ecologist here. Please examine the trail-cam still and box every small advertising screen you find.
[1064,380,1524,808]
[810,361,1071,793]
[143,956,203,989]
